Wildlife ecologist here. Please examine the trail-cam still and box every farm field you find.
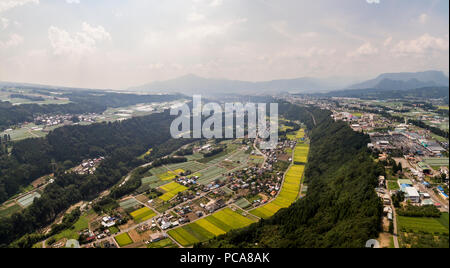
[235,198,252,209]
[147,238,178,248]
[168,208,257,247]
[156,171,178,181]
[196,166,228,185]
[423,158,449,167]
[398,213,449,248]
[167,161,208,173]
[50,213,91,242]
[119,198,141,212]
[398,214,449,235]
[293,142,309,164]
[130,207,157,223]
[250,130,307,219]
[115,233,133,247]
[0,203,22,219]
[159,182,188,201]
[388,180,400,190]
[17,192,41,208]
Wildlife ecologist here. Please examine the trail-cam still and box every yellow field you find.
[173,169,185,175]
[167,208,256,247]
[157,171,178,181]
[250,129,307,219]
[159,182,188,201]
[293,142,309,163]
[130,207,157,223]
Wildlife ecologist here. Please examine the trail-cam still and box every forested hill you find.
[200,104,384,248]
[0,110,190,203]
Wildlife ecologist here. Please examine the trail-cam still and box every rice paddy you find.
[130,207,157,223]
[168,208,256,247]
[159,182,188,201]
[115,232,133,247]
[250,129,308,219]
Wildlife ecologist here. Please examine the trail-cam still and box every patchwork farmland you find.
[250,129,309,219]
[167,208,257,247]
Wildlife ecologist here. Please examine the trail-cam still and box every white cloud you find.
[210,0,223,7]
[419,13,428,24]
[0,0,39,13]
[383,37,392,47]
[392,34,449,55]
[178,18,247,40]
[1,17,9,29]
[348,42,379,57]
[0,33,23,48]
[187,11,205,22]
[66,0,80,3]
[366,0,380,4]
[48,23,110,57]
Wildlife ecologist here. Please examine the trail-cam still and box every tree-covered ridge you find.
[200,105,383,248]
[0,110,184,204]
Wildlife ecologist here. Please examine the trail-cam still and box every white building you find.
[405,187,420,203]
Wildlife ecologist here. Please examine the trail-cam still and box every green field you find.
[50,214,90,242]
[398,214,449,234]
[168,208,256,247]
[115,233,133,247]
[159,182,188,201]
[119,198,140,212]
[147,238,178,248]
[130,207,157,223]
[0,203,22,219]
[388,180,400,190]
[235,198,252,209]
[109,226,120,234]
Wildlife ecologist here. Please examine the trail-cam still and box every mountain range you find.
[346,70,449,90]
[128,74,356,95]
[129,70,449,95]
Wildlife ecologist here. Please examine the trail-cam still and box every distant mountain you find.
[129,74,355,95]
[324,86,449,100]
[346,70,449,90]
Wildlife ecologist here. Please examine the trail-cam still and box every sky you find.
[0,0,448,89]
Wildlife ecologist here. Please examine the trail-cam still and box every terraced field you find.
[159,182,188,201]
[168,208,256,247]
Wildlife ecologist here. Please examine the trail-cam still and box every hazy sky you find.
[0,0,448,89]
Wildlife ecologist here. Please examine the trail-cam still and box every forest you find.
[199,105,384,248]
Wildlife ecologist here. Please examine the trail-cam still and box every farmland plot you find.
[168,208,256,247]
[159,182,188,201]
